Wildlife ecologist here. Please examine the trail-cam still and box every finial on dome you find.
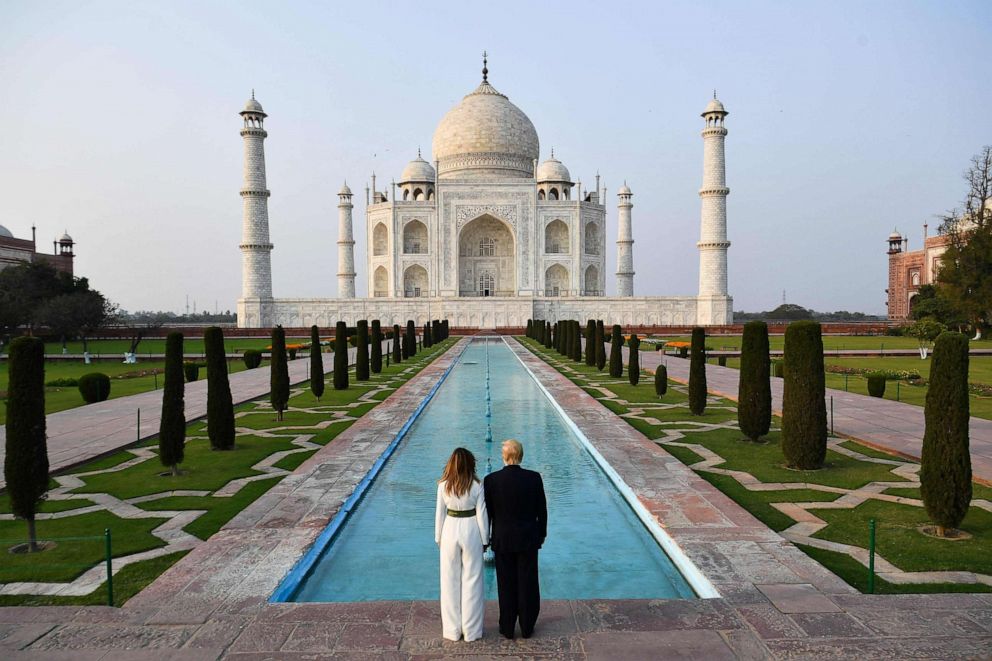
[417,147,422,159]
[713,89,717,99]
[252,88,255,100]
[482,50,488,82]
[550,147,555,159]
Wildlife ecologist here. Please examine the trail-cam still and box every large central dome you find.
[432,76,539,180]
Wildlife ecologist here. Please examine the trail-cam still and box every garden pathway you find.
[626,347,992,484]
[0,342,391,491]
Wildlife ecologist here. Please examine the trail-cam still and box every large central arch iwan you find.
[457,214,516,297]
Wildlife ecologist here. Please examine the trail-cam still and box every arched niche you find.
[545,263,568,296]
[403,220,428,254]
[373,265,389,297]
[584,264,599,294]
[545,219,568,254]
[584,221,599,255]
[457,214,515,297]
[373,223,388,256]
[403,264,428,297]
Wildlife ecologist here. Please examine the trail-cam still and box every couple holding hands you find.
[434,439,547,642]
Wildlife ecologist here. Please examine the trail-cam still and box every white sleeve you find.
[435,483,446,545]
[476,483,490,546]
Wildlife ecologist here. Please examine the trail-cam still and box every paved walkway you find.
[2,338,991,658]
[0,343,391,491]
[628,347,992,484]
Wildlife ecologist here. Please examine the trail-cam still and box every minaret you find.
[697,93,732,324]
[337,182,356,298]
[616,182,634,296]
[239,93,273,303]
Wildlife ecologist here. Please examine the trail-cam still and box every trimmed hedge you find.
[205,326,235,450]
[781,320,827,469]
[310,325,325,399]
[738,320,771,442]
[371,320,383,373]
[595,320,606,371]
[183,362,200,383]
[866,375,886,398]
[159,332,185,474]
[334,321,348,390]
[392,324,402,364]
[920,331,972,535]
[609,324,623,378]
[654,364,668,398]
[688,327,707,415]
[356,320,370,381]
[243,349,262,369]
[628,333,640,385]
[78,372,111,403]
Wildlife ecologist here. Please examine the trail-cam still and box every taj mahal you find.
[236,58,732,329]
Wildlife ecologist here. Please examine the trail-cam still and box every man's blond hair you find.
[502,439,523,465]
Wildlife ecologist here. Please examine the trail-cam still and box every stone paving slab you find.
[4,338,992,658]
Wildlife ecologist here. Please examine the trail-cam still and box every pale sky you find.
[1,1,989,315]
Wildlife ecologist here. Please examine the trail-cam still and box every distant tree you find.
[334,321,349,390]
[738,321,771,442]
[3,336,48,551]
[585,320,596,366]
[654,364,668,398]
[310,325,325,398]
[392,324,402,364]
[609,324,623,378]
[908,318,947,360]
[205,326,235,449]
[595,320,606,371]
[688,327,707,415]
[270,325,289,421]
[628,333,640,385]
[0,261,83,335]
[781,320,827,469]
[765,303,814,321]
[34,289,113,352]
[920,331,972,537]
[158,332,185,475]
[371,320,383,373]
[356,321,370,380]
[909,284,965,327]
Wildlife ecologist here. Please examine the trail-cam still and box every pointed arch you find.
[403,264,428,297]
[545,219,568,254]
[584,264,600,295]
[403,219,428,254]
[545,263,568,296]
[373,223,388,256]
[373,266,389,297]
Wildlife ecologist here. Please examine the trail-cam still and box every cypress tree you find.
[738,321,771,442]
[159,332,185,475]
[781,320,827,469]
[310,325,325,399]
[557,320,564,354]
[433,319,441,345]
[526,319,533,338]
[552,321,559,352]
[654,364,668,398]
[596,320,606,371]
[545,321,552,348]
[609,324,623,378]
[688,327,707,415]
[441,319,448,340]
[585,320,596,366]
[269,325,289,423]
[406,320,417,357]
[920,331,972,536]
[356,320,370,381]
[573,321,583,362]
[205,326,235,449]
[334,321,349,390]
[568,321,577,359]
[371,320,383,373]
[4,336,48,550]
[628,333,641,385]
[423,322,432,348]
[392,324,402,363]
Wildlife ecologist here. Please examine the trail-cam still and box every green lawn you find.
[0,337,456,606]
[519,337,992,594]
[3,336,280,356]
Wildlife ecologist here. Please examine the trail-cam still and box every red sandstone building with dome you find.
[0,223,75,276]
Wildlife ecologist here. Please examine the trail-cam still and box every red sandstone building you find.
[0,223,75,276]
[886,226,950,320]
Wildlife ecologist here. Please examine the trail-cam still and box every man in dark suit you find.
[483,439,547,639]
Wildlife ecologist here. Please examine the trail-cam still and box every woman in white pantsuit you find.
[435,447,490,642]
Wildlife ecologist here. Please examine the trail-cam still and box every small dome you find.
[702,97,727,116]
[618,183,632,195]
[400,154,436,183]
[241,96,265,115]
[888,229,902,240]
[339,182,352,196]
[536,154,570,183]
[0,224,13,239]
[59,231,73,243]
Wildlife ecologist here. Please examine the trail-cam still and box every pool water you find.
[289,339,695,601]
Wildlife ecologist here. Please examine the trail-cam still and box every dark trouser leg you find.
[494,551,519,637]
[517,549,540,636]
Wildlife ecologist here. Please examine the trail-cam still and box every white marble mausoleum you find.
[237,59,732,328]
